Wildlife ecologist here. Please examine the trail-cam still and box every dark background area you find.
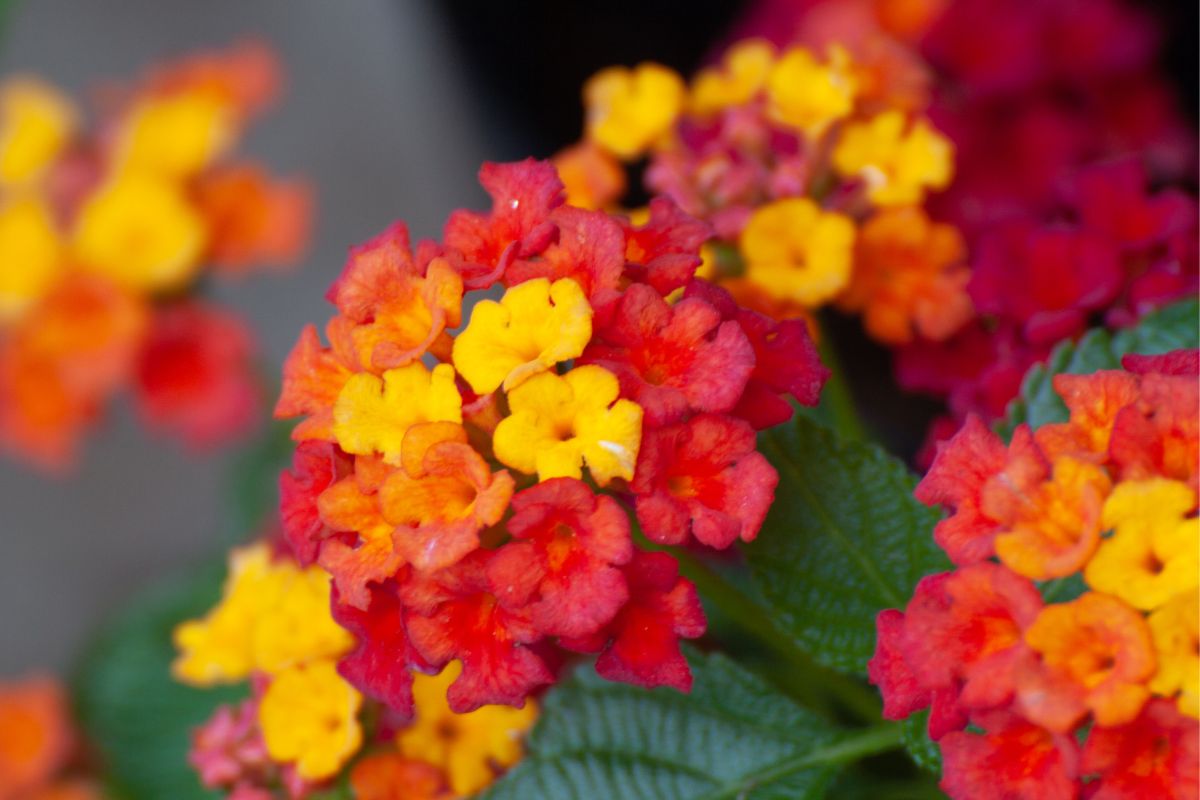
[1,0,1194,673]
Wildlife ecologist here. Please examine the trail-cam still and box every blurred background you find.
[0,0,1193,674]
[0,0,743,673]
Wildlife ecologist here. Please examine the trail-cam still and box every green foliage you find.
[900,712,941,776]
[745,417,950,677]
[1002,298,1199,436]
[480,650,901,800]
[72,561,243,800]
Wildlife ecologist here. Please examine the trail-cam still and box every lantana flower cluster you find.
[731,0,1199,438]
[260,157,826,780]
[0,674,102,800]
[870,349,1200,799]
[0,41,311,468]
[174,540,535,799]
[560,34,971,348]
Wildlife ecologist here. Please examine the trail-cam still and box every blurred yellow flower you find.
[740,197,855,306]
[585,62,684,159]
[0,197,63,321]
[0,78,75,186]
[833,111,953,205]
[766,45,858,136]
[72,173,206,292]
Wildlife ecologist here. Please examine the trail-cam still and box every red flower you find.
[621,197,712,296]
[443,159,564,285]
[279,440,350,565]
[1081,699,1199,800]
[939,711,1080,800]
[869,609,932,721]
[969,221,1122,345]
[901,565,1043,715]
[916,417,1048,564]
[1071,159,1197,251]
[402,552,551,712]
[684,279,828,429]
[332,582,423,717]
[582,284,754,426]
[1122,350,1200,377]
[486,478,632,639]
[1109,371,1200,489]
[562,551,706,692]
[134,302,261,448]
[632,413,778,548]
[505,205,625,304]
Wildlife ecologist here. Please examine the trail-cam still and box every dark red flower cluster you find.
[277,159,828,716]
[898,158,1198,429]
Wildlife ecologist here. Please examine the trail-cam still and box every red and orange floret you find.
[871,351,1200,800]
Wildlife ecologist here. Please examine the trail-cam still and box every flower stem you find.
[810,329,869,442]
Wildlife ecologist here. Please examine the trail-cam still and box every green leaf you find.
[478,650,901,800]
[1001,298,1199,436]
[745,417,950,677]
[900,712,941,776]
[72,561,244,800]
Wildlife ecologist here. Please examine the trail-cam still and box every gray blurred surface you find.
[0,0,497,672]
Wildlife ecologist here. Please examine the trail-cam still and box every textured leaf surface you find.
[480,650,895,800]
[745,417,949,676]
[1002,298,1199,435]
[73,561,244,800]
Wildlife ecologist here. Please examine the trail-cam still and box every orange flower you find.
[380,424,515,572]
[1020,593,1156,731]
[195,164,312,274]
[350,753,451,800]
[0,276,146,468]
[551,141,625,211]
[992,456,1112,581]
[317,469,404,611]
[0,677,72,799]
[276,322,355,442]
[838,206,971,344]
[1034,371,1140,462]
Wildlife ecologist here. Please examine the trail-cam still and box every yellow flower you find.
[259,659,363,781]
[117,91,233,178]
[172,543,353,685]
[493,365,643,485]
[1085,479,1199,610]
[691,39,776,116]
[740,197,855,306]
[397,662,537,795]
[766,45,858,136]
[452,277,592,395]
[332,362,462,464]
[1148,591,1199,718]
[833,111,953,206]
[71,173,206,292]
[584,63,685,160]
[0,78,75,185]
[0,196,63,321]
